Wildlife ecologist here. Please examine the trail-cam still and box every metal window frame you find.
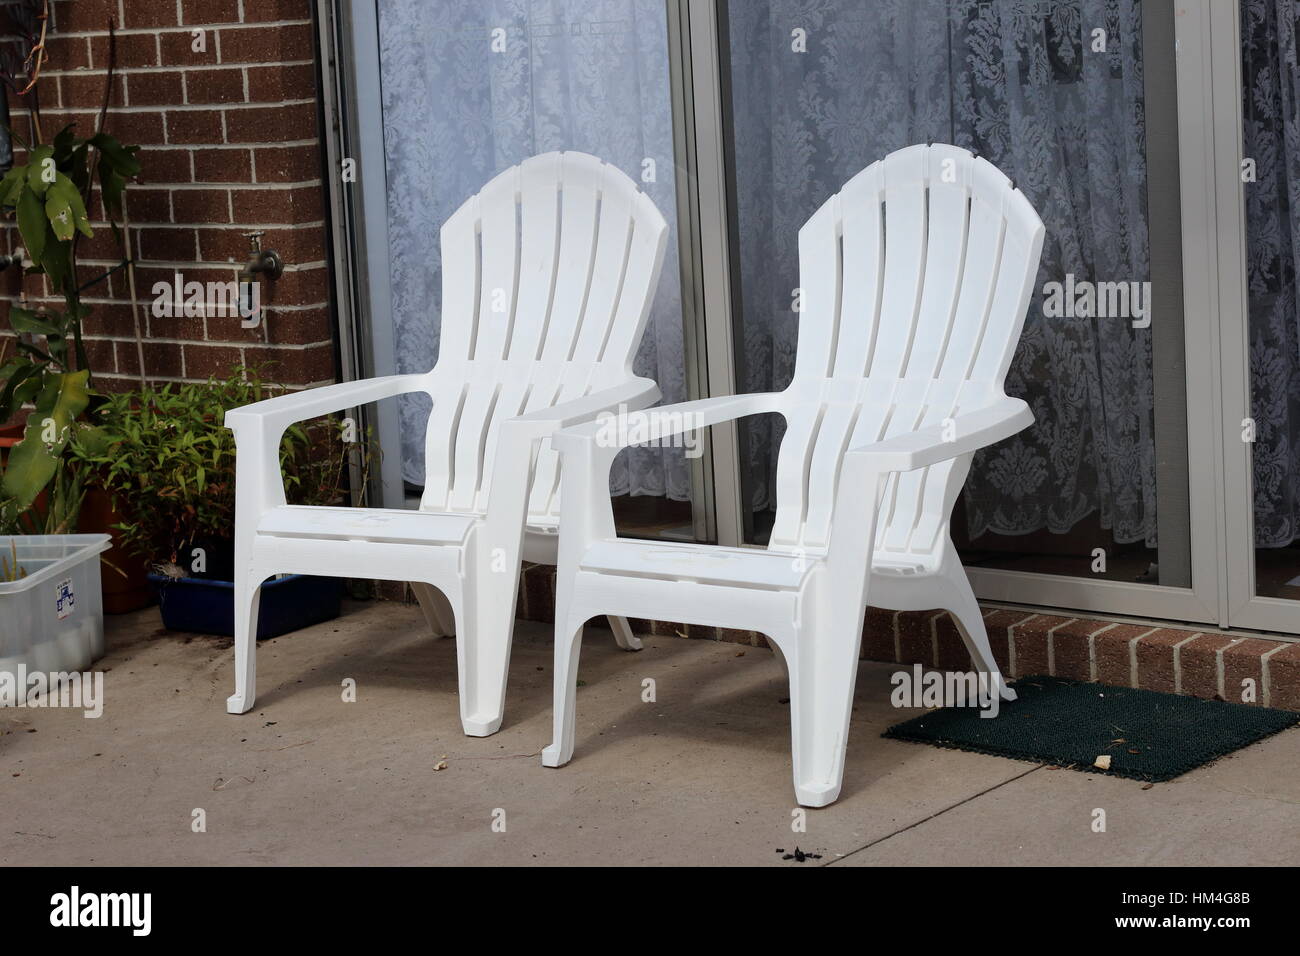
[965,0,1223,625]
[1212,0,1300,634]
[316,0,408,511]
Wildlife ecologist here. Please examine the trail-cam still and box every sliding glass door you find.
[716,0,1219,622]
[325,0,1300,635]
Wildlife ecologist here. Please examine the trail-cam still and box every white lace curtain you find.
[730,0,1156,545]
[377,0,691,501]
[1242,0,1300,549]
[377,0,1300,550]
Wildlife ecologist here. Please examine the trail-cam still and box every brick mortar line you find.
[33,21,313,40]
[1087,622,1119,681]
[124,180,325,191]
[94,372,333,387]
[3,294,314,311]
[119,220,327,230]
[83,337,334,349]
[37,61,315,78]
[37,101,315,117]
[1170,632,1203,695]
[1261,643,1287,709]
[1044,617,1077,676]
[13,298,332,313]
[1216,638,1242,701]
[1127,628,1162,687]
[1000,610,1037,676]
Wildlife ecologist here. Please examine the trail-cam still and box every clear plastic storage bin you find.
[0,534,111,682]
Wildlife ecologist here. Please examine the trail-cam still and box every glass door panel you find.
[720,0,1205,614]
[1237,0,1300,614]
[374,0,698,540]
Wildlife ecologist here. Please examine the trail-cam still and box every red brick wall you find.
[1,0,334,394]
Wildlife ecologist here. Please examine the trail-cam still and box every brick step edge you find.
[512,563,1300,712]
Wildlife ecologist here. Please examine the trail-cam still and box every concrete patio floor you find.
[3,601,1298,866]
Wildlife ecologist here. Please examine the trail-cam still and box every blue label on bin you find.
[55,577,75,620]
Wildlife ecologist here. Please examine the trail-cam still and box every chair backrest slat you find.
[419,152,668,520]
[770,144,1045,556]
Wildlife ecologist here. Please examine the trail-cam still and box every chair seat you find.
[256,506,478,545]
[580,539,937,590]
[580,539,814,590]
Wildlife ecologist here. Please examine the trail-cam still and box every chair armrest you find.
[822,397,1031,575]
[225,373,428,516]
[501,377,661,442]
[552,391,785,455]
[843,397,1032,473]
[224,373,429,435]
[483,378,664,556]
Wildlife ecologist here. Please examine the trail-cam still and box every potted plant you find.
[0,7,147,609]
[69,367,374,639]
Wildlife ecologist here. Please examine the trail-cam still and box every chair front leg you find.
[541,432,617,767]
[783,594,868,807]
[226,422,283,715]
[226,567,263,714]
[540,610,586,767]
[456,558,520,736]
[784,465,885,805]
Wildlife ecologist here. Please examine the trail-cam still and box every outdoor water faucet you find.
[239,231,283,281]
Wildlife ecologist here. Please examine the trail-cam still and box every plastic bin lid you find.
[0,534,112,595]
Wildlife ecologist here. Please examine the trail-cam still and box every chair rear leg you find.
[607,615,642,651]
[541,616,586,768]
[945,564,1016,702]
[783,610,863,808]
[411,582,454,637]
[226,572,263,714]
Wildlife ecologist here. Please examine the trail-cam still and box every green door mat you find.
[883,675,1300,782]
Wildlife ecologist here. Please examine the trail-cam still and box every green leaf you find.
[90,133,142,178]
[45,173,90,241]
[51,125,78,163]
[0,167,26,207]
[8,306,62,337]
[68,142,91,194]
[12,370,43,407]
[16,186,46,263]
[0,363,42,422]
[40,232,70,291]
[25,145,55,197]
[0,369,91,510]
[98,153,127,217]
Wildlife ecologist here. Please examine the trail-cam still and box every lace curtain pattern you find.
[1242,0,1300,549]
[377,0,690,500]
[375,0,1300,550]
[729,0,1158,545]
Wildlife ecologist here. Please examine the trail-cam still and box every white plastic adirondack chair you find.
[542,144,1045,806]
[223,151,669,736]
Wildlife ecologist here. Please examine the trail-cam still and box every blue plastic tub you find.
[147,573,342,640]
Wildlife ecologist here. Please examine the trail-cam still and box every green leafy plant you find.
[69,367,374,573]
[0,10,142,529]
[0,125,140,515]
